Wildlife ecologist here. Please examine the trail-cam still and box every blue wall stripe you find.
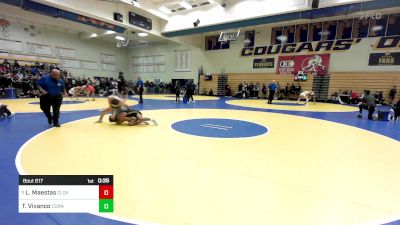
[0,0,126,33]
[162,0,400,37]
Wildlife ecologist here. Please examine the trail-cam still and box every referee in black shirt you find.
[37,69,67,127]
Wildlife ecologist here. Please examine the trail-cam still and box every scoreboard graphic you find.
[19,175,113,213]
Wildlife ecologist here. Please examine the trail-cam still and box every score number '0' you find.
[360,12,382,20]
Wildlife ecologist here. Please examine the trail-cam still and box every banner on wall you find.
[369,52,400,66]
[276,54,330,75]
[253,58,274,69]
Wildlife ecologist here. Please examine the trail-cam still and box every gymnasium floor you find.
[1,95,400,225]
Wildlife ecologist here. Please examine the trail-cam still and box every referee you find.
[136,77,144,104]
[267,80,277,104]
[37,69,67,127]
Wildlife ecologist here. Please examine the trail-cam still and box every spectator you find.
[242,82,248,98]
[374,91,385,105]
[290,83,296,94]
[225,85,232,97]
[389,86,397,105]
[357,90,376,120]
[285,83,290,100]
[295,83,302,94]
[261,84,267,99]
[136,77,144,104]
[238,83,243,97]
[275,82,281,99]
[248,82,254,98]
[13,60,20,68]
[349,90,359,104]
[392,100,400,121]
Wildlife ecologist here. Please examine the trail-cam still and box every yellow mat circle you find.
[18,109,400,225]
[226,99,358,112]
[2,98,138,113]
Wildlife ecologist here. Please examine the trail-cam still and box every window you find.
[369,15,388,37]
[387,13,400,36]
[309,22,322,41]
[337,19,353,40]
[244,30,255,47]
[205,35,230,51]
[353,18,370,38]
[132,55,165,73]
[174,49,190,72]
[295,24,309,43]
[322,21,338,41]
[271,27,283,44]
[283,25,296,43]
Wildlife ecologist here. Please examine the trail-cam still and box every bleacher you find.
[200,72,400,102]
[200,73,314,98]
[328,72,400,102]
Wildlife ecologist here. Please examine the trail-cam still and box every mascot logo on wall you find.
[0,19,10,39]
[301,55,326,73]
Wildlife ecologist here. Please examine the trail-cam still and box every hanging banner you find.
[277,54,330,75]
[369,52,400,66]
[253,58,275,69]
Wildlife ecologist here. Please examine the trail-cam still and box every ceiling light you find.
[89,33,98,38]
[159,6,172,14]
[372,25,383,32]
[138,32,148,37]
[104,30,116,35]
[208,0,215,3]
[115,36,126,40]
[120,0,134,5]
[179,1,192,9]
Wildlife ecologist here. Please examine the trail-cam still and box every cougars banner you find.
[277,54,330,75]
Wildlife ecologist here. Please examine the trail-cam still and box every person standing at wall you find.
[275,82,281,99]
[267,80,277,104]
[254,82,260,98]
[175,80,181,103]
[37,69,67,127]
[136,77,144,104]
[389,86,397,105]
[118,71,126,94]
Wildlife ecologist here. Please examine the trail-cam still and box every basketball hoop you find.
[117,39,130,48]
[218,30,240,42]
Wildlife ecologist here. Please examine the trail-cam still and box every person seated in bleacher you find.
[374,91,385,105]
[261,83,267,99]
[349,90,359,104]
[2,59,10,68]
[295,83,302,94]
[357,90,376,120]
[290,83,296,94]
[225,85,232,97]
[13,60,20,69]
[284,83,290,100]
[378,91,385,105]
